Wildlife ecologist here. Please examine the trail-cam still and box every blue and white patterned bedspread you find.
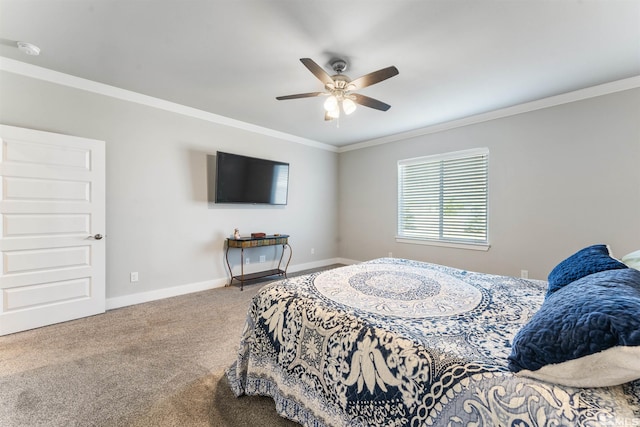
[226,258,640,426]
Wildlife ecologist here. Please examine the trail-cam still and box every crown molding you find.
[338,75,640,153]
[3,56,637,155]
[0,56,338,153]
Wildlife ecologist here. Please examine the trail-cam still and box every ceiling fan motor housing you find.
[331,59,348,74]
[328,74,352,91]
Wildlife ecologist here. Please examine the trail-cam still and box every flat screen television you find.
[214,151,289,205]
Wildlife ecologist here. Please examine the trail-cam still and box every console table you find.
[225,234,292,290]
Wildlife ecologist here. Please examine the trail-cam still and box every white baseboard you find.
[105,258,354,310]
[106,277,227,310]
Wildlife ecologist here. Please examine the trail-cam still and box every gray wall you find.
[338,88,640,279]
[0,71,339,301]
[2,68,638,301]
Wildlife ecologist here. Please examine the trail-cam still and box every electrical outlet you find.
[521,270,529,279]
[130,272,139,282]
[388,252,393,258]
[245,258,250,265]
[311,248,315,255]
[260,255,266,263]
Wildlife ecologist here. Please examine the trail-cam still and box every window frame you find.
[396,148,490,251]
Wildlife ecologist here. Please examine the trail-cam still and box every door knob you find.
[91,234,104,240]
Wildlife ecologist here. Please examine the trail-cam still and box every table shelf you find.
[225,235,292,290]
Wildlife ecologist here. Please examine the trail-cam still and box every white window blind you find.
[397,148,488,246]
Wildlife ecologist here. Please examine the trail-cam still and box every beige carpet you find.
[0,268,341,426]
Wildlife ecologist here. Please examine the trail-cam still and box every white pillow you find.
[622,250,640,270]
[515,346,640,387]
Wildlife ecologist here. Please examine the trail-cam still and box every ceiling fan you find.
[276,58,399,121]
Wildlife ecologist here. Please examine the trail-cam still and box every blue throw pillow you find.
[546,244,628,298]
[508,268,640,387]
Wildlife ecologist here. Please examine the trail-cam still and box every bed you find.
[226,256,640,426]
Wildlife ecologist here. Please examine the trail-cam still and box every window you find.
[397,148,489,249]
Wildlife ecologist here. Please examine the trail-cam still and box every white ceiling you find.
[1,1,639,148]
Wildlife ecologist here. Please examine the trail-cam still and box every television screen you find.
[214,151,289,205]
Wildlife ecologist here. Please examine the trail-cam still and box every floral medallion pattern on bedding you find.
[227,258,640,426]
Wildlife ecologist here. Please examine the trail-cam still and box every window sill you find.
[395,237,490,251]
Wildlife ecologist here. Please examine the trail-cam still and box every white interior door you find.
[0,125,105,336]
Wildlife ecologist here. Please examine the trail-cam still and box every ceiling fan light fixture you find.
[323,95,338,111]
[327,105,340,119]
[342,98,356,115]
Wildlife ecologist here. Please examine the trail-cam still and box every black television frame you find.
[213,151,289,205]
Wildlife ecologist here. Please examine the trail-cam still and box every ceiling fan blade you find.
[351,93,392,111]
[300,58,334,86]
[349,66,399,90]
[276,92,324,100]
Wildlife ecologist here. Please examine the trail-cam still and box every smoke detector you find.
[17,41,41,56]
